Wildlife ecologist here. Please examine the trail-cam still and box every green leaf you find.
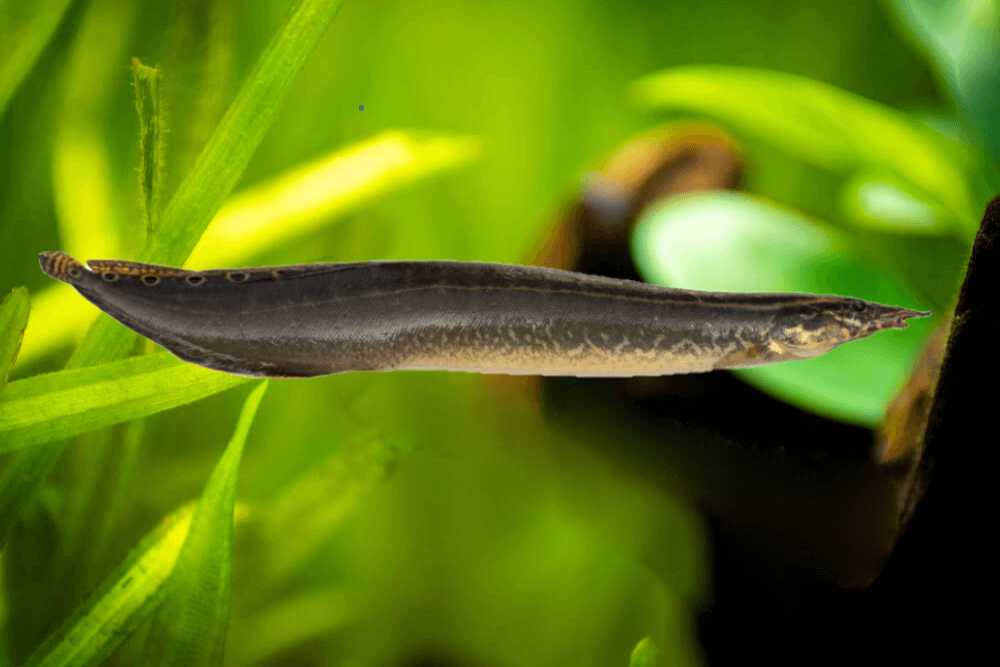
[257,433,402,584]
[885,0,1000,163]
[0,352,250,453]
[0,0,76,121]
[0,287,30,387]
[18,499,253,667]
[18,503,199,667]
[630,65,979,235]
[630,637,659,667]
[186,130,482,268]
[131,58,165,235]
[142,381,268,667]
[632,191,934,426]
[140,0,348,267]
[156,0,235,212]
[224,588,356,667]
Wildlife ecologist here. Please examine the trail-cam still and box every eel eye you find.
[851,299,866,312]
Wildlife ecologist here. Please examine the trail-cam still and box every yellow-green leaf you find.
[142,381,268,667]
[630,637,659,667]
[0,352,250,453]
[0,287,30,387]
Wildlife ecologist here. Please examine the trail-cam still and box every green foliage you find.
[131,58,165,235]
[1,1,991,666]
[19,502,200,667]
[0,352,250,453]
[0,0,76,121]
[142,382,268,666]
[630,637,658,667]
[885,0,1000,163]
[140,0,348,266]
[630,64,979,233]
[0,288,29,387]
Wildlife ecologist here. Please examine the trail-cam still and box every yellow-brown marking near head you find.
[38,251,87,283]
[86,258,190,279]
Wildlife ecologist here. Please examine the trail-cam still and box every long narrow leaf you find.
[141,0,348,266]
[19,500,253,667]
[0,288,30,387]
[187,130,481,268]
[19,503,199,667]
[0,0,77,121]
[156,0,234,210]
[131,58,165,235]
[0,352,250,453]
[259,433,402,584]
[142,382,269,667]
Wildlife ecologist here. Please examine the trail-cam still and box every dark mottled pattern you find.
[37,253,930,378]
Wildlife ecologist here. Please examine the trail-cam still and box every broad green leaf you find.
[258,433,402,584]
[142,381,269,667]
[630,637,658,667]
[632,191,934,426]
[17,130,481,372]
[0,0,76,121]
[0,352,250,453]
[19,501,252,667]
[885,0,1000,163]
[0,287,30,387]
[630,65,979,235]
[132,58,165,235]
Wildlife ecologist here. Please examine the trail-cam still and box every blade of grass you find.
[18,500,251,667]
[0,0,77,121]
[157,0,234,211]
[142,382,268,667]
[0,352,250,454]
[0,288,30,387]
[141,0,348,266]
[132,58,165,236]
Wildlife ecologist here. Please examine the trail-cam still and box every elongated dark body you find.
[38,251,929,378]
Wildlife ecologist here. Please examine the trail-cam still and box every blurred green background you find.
[1,0,996,665]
